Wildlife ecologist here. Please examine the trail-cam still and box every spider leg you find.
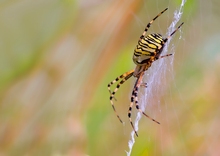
[128,72,160,137]
[128,72,144,137]
[108,76,123,101]
[159,53,172,58]
[157,53,173,59]
[140,8,168,40]
[128,88,139,137]
[164,22,184,43]
[108,70,134,100]
[134,87,160,125]
[109,70,134,124]
[140,82,147,87]
[157,23,183,61]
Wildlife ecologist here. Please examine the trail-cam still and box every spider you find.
[108,8,184,137]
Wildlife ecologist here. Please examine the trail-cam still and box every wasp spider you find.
[108,8,184,137]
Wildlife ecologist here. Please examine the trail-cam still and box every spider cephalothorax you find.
[108,8,184,136]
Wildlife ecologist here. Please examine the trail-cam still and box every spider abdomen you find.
[133,33,164,65]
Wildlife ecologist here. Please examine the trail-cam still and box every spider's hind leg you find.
[139,8,168,40]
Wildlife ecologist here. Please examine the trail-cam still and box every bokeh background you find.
[0,0,220,155]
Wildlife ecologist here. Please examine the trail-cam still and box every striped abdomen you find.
[133,33,164,66]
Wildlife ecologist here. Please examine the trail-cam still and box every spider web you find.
[126,1,186,155]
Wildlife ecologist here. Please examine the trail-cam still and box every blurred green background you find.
[0,0,220,155]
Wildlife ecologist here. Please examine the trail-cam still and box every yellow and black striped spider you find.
[108,8,184,137]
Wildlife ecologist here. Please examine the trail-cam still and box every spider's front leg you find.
[140,82,147,88]
[134,85,160,125]
[128,86,139,137]
[108,70,134,124]
[108,70,134,101]
[128,72,145,137]
[128,72,160,137]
